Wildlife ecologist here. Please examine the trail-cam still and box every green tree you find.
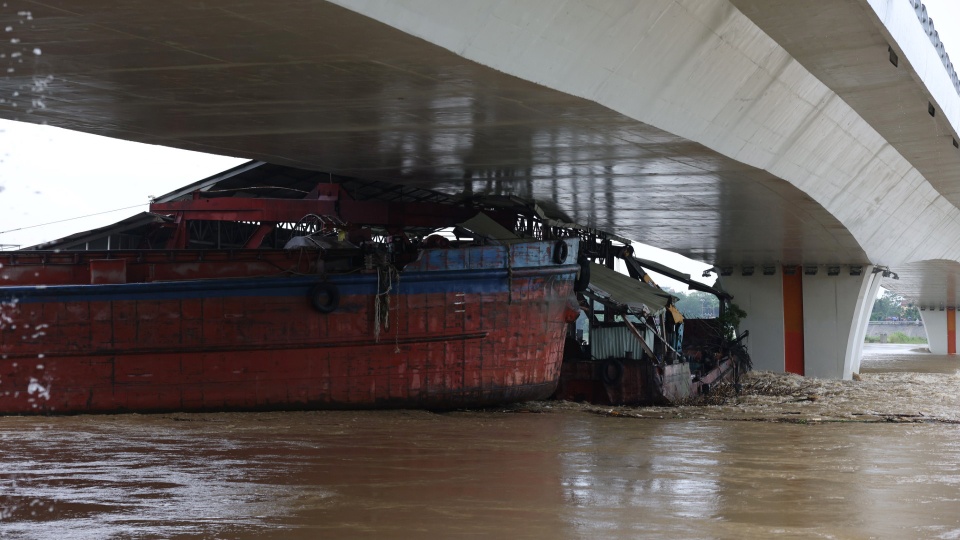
[673,290,720,319]
[870,291,920,321]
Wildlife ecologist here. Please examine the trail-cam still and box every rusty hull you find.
[0,241,579,414]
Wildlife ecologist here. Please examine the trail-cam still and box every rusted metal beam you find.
[149,194,530,233]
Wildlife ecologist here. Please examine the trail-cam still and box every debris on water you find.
[545,360,960,424]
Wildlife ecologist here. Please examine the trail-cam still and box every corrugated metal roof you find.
[24,213,169,250]
[588,263,674,311]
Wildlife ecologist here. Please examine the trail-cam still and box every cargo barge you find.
[0,163,582,414]
[1,161,749,414]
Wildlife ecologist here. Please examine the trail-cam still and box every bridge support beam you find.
[720,265,881,379]
[919,309,956,355]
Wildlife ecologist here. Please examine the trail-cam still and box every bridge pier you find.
[918,309,955,355]
[720,265,882,379]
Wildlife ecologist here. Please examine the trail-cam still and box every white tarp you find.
[588,263,674,311]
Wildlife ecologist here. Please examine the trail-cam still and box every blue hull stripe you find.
[1,266,577,304]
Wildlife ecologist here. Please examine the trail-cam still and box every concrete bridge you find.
[1,0,959,378]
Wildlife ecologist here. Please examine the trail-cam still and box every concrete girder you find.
[334,0,960,267]
[731,0,960,209]
[0,0,869,267]
[884,258,960,323]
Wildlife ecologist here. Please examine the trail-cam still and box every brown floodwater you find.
[1,346,959,539]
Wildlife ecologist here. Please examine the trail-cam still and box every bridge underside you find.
[0,0,865,268]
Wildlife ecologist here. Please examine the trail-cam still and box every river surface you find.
[1,345,959,539]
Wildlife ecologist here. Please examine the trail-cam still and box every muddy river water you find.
[2,345,960,539]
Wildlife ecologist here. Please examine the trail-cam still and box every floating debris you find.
[547,354,960,424]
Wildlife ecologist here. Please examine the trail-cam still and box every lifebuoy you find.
[600,358,624,385]
[553,240,569,265]
[309,283,340,313]
[574,256,590,292]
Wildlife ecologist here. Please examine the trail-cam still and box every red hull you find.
[1,243,579,414]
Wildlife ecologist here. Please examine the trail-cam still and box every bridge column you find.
[719,265,880,379]
[717,269,785,373]
[919,308,956,355]
[848,272,885,375]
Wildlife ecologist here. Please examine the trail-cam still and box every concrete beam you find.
[337,0,960,269]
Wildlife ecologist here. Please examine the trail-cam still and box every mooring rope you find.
[374,263,401,350]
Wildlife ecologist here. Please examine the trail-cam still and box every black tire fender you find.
[600,358,624,385]
[553,239,569,265]
[309,282,340,314]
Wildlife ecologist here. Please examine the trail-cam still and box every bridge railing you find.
[910,0,960,98]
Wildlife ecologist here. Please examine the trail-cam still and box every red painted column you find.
[948,309,956,355]
[782,267,804,375]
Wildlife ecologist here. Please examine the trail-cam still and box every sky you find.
[0,121,245,248]
[1,3,959,292]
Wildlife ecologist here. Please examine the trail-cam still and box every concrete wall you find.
[865,321,926,339]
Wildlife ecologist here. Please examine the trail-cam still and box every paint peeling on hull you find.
[1,243,579,414]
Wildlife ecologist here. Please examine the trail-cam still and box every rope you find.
[506,247,513,304]
[374,263,400,348]
[393,270,402,353]
[0,203,147,236]
[374,268,383,343]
